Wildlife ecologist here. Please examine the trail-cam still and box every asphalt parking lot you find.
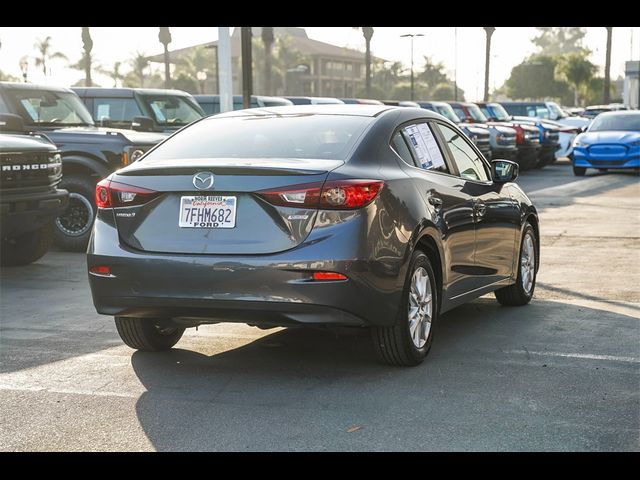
[0,161,638,451]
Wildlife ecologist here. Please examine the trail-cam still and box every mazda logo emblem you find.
[193,172,215,190]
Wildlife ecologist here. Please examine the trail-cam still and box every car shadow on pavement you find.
[130,298,640,451]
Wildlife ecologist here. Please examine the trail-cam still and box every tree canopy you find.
[532,27,588,56]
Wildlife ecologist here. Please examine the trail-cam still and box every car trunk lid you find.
[110,157,342,255]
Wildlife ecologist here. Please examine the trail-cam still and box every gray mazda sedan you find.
[87,105,539,366]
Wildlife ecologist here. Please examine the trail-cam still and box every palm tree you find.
[555,52,597,106]
[483,27,495,101]
[70,28,97,86]
[33,36,67,77]
[98,61,124,87]
[130,52,150,87]
[174,46,215,93]
[158,27,172,88]
[262,27,274,95]
[603,27,613,104]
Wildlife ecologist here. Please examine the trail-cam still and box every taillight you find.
[257,179,384,210]
[255,182,322,208]
[320,180,384,209]
[513,125,525,144]
[95,179,160,208]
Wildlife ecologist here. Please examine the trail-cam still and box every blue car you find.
[572,111,640,176]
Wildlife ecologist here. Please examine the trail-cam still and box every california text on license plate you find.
[179,195,237,228]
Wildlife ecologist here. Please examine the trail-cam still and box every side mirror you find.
[131,115,155,132]
[0,113,25,132]
[492,159,519,183]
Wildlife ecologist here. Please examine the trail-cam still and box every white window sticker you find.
[404,123,445,170]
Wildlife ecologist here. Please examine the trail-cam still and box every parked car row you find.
[2,82,636,265]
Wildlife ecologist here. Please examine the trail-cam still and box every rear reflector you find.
[257,179,383,210]
[89,265,112,276]
[312,271,348,281]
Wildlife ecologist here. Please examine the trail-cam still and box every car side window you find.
[435,123,489,182]
[391,131,415,166]
[93,98,142,122]
[0,94,8,113]
[398,122,450,173]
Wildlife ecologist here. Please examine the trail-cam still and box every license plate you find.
[179,195,236,228]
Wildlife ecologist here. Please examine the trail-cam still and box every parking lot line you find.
[505,350,640,364]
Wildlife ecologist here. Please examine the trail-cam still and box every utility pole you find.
[603,27,612,104]
[400,33,424,101]
[483,27,495,102]
[241,27,253,109]
[217,27,233,113]
[454,27,458,101]
[159,27,172,89]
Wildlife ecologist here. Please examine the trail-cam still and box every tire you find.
[495,223,537,306]
[573,166,586,176]
[114,317,185,351]
[1,222,54,266]
[371,250,438,366]
[53,174,97,252]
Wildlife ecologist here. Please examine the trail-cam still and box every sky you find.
[1,26,639,101]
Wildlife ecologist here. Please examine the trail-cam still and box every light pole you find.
[400,33,424,101]
[483,27,495,102]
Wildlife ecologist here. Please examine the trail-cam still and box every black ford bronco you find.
[0,114,68,265]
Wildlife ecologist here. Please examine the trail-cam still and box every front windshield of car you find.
[139,95,203,126]
[547,102,565,120]
[467,104,488,122]
[8,89,94,126]
[589,113,640,132]
[142,114,374,161]
[489,104,511,121]
[434,105,461,123]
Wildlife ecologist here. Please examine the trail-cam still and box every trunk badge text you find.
[193,172,215,190]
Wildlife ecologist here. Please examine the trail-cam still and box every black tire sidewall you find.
[1,222,54,266]
[399,251,438,363]
[53,174,97,251]
[514,224,537,301]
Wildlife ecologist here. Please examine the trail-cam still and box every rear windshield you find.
[142,114,373,161]
[589,113,640,132]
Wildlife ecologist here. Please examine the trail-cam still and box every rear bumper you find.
[0,188,68,237]
[87,209,407,328]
